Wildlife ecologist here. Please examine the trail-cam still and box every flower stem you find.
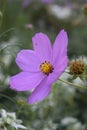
[59,78,87,90]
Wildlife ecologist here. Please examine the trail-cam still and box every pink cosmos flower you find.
[10,30,68,104]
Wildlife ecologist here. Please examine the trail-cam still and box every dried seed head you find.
[69,60,85,75]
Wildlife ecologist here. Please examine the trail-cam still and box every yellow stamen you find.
[40,61,53,75]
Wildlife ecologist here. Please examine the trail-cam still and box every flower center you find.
[40,61,54,75]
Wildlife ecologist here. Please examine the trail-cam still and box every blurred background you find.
[0,0,87,130]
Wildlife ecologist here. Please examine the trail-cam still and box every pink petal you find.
[54,56,68,73]
[28,78,51,104]
[52,30,68,65]
[32,32,52,62]
[47,57,68,85]
[47,71,61,85]
[10,72,45,91]
[16,50,41,72]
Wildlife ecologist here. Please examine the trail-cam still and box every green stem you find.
[59,78,87,90]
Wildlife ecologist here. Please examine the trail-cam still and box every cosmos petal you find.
[52,30,68,65]
[32,32,52,62]
[54,56,68,73]
[28,78,51,104]
[10,72,45,91]
[16,50,41,72]
[47,71,61,85]
[47,57,68,85]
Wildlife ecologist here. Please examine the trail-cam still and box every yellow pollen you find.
[40,61,53,75]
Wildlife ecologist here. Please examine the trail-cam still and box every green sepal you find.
[72,75,78,80]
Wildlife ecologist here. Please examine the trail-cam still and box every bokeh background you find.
[0,0,87,130]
